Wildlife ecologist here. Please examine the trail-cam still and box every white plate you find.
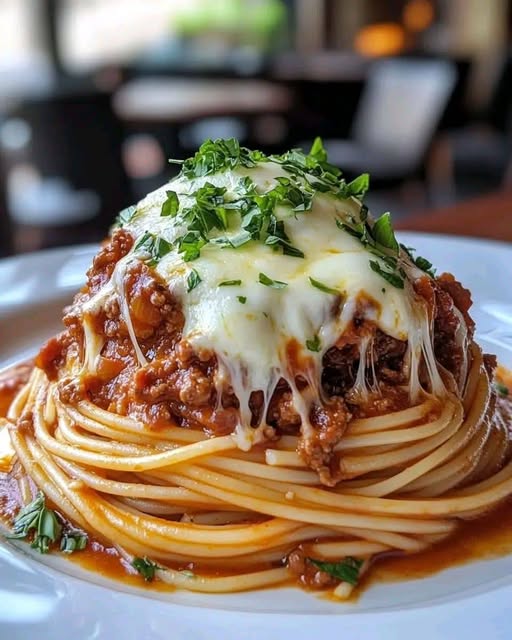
[1,232,512,640]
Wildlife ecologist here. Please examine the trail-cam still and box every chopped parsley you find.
[8,492,62,554]
[134,232,173,267]
[400,244,436,278]
[345,173,370,199]
[131,556,164,582]
[187,268,202,292]
[308,556,364,585]
[372,212,398,252]
[259,272,288,289]
[60,529,88,554]
[114,204,137,228]
[7,491,87,556]
[170,138,261,179]
[306,335,321,352]
[176,230,207,262]
[337,210,411,289]
[127,138,436,291]
[218,279,242,287]
[160,190,180,217]
[237,295,247,304]
[369,260,405,289]
[309,277,340,296]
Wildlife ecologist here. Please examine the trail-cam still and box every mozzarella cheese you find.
[81,160,445,446]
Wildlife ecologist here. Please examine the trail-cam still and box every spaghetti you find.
[1,138,511,600]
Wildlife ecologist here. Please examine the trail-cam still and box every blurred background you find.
[0,0,511,256]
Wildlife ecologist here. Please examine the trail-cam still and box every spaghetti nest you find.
[4,346,511,599]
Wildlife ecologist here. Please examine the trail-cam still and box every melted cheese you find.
[79,161,447,445]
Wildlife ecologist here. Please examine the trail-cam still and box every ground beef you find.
[287,546,337,589]
[36,332,76,381]
[298,396,351,486]
[134,358,213,407]
[86,228,134,295]
[415,273,475,383]
[266,384,302,433]
[322,329,407,396]
[437,273,475,334]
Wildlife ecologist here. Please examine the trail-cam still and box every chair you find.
[314,58,457,185]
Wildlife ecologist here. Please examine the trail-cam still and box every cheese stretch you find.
[81,159,448,448]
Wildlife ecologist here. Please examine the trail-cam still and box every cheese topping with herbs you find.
[82,139,443,448]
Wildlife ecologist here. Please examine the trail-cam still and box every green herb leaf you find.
[31,509,62,554]
[187,268,202,292]
[114,204,137,228]
[345,173,370,199]
[8,492,63,554]
[219,280,242,287]
[132,556,164,582]
[494,381,510,397]
[174,138,262,180]
[265,235,305,258]
[134,232,173,266]
[60,529,88,554]
[258,272,288,289]
[308,557,364,586]
[400,244,436,277]
[369,260,405,289]
[372,212,398,252]
[237,295,247,304]
[214,230,253,249]
[161,190,180,217]
[309,137,328,163]
[309,277,339,295]
[306,335,321,352]
[8,492,46,539]
[176,230,207,262]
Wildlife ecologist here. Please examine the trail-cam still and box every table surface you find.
[396,189,512,243]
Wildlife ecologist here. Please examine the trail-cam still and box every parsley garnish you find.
[161,190,180,217]
[176,230,207,262]
[308,557,364,585]
[8,491,88,555]
[345,173,370,199]
[132,556,164,582]
[400,244,436,277]
[134,232,173,267]
[259,272,288,289]
[60,529,88,554]
[114,204,137,228]
[309,277,339,295]
[337,210,408,289]
[187,268,202,292]
[237,295,247,304]
[219,280,242,287]
[494,381,509,397]
[369,260,405,289]
[306,335,321,352]
[372,212,398,252]
[171,138,260,180]
[8,492,62,554]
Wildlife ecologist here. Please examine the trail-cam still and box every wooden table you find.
[396,190,512,243]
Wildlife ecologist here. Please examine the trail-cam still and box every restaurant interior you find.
[0,0,511,257]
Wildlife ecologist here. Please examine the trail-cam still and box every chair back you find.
[352,58,457,165]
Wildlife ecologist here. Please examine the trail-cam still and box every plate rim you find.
[1,232,512,639]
